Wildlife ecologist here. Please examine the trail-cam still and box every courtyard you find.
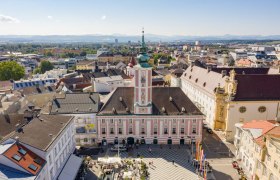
[86,144,211,180]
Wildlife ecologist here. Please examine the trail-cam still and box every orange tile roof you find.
[3,143,45,175]
[242,120,276,137]
[266,126,280,138]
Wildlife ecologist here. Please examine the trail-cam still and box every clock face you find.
[141,76,146,84]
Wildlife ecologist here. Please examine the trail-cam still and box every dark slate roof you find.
[98,87,202,116]
[152,70,159,76]
[233,75,280,101]
[97,52,113,57]
[83,69,130,80]
[82,72,108,81]
[50,93,100,114]
[171,68,185,77]
[0,114,26,138]
[11,115,73,151]
[211,67,270,76]
[154,69,171,76]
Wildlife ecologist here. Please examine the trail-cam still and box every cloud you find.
[101,15,106,20]
[0,15,19,23]
[47,16,53,20]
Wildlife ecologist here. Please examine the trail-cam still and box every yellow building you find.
[254,126,280,180]
[76,61,95,70]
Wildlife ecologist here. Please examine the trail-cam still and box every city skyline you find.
[0,0,280,36]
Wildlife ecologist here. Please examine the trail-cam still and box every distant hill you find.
[1,34,280,43]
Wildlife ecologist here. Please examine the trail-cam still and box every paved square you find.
[100,145,199,180]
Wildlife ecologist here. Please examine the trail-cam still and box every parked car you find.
[110,144,127,152]
[203,123,208,129]
[207,128,213,134]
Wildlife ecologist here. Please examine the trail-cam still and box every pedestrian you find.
[172,160,175,165]
[148,147,152,153]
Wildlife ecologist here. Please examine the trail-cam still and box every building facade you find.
[181,65,280,141]
[49,93,100,146]
[96,30,203,145]
[234,120,280,180]
[0,115,80,180]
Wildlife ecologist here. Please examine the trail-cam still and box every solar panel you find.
[34,158,42,165]
[12,154,22,161]
[28,164,38,171]
[18,148,27,156]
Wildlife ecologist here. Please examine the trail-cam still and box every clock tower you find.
[134,29,153,114]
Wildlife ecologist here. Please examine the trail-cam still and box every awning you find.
[58,154,83,180]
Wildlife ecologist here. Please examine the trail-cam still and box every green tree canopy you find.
[36,60,54,74]
[0,61,25,81]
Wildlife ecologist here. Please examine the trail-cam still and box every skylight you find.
[12,154,22,162]
[34,158,42,165]
[18,148,27,156]
[28,164,38,171]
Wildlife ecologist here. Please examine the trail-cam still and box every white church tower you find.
[134,29,153,114]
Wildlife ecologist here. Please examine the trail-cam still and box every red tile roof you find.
[3,143,45,175]
[266,126,280,138]
[243,120,278,147]
[242,120,276,136]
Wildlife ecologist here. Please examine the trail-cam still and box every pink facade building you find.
[96,30,203,145]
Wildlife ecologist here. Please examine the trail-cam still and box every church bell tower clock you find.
[134,29,153,114]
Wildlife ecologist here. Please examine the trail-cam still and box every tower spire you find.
[137,28,150,68]
[141,27,146,53]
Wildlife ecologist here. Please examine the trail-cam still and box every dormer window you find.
[12,154,22,162]
[28,164,38,171]
[18,148,27,156]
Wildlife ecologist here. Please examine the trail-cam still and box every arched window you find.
[239,106,246,113]
[258,106,266,113]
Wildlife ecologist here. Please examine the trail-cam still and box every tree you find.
[39,61,54,74]
[0,61,25,81]
[33,68,41,74]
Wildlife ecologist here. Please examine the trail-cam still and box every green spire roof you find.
[137,28,150,68]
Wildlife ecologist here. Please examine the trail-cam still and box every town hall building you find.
[96,30,204,145]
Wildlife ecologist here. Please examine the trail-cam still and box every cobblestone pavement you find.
[99,145,201,180]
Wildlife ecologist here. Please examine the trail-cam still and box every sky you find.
[0,0,280,36]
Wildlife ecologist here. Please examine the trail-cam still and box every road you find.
[202,128,240,180]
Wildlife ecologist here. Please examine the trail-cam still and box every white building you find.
[93,75,130,93]
[234,120,277,177]
[181,65,280,141]
[0,115,81,180]
[49,93,101,146]
[13,78,57,90]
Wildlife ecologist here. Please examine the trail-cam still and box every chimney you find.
[15,136,19,144]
